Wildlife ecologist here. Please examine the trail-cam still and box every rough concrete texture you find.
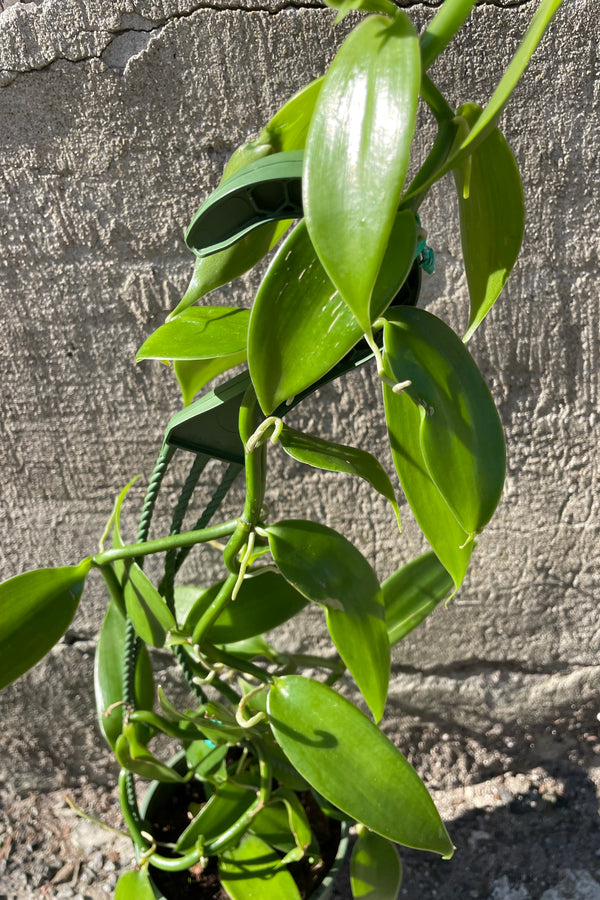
[0,0,598,886]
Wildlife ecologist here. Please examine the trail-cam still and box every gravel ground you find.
[1,704,599,900]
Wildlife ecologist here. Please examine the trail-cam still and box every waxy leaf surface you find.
[383,384,471,590]
[250,788,313,854]
[265,77,323,152]
[249,212,416,414]
[384,307,505,536]
[350,830,402,900]
[207,571,309,644]
[174,351,247,407]
[115,869,156,900]
[454,103,524,341]
[115,723,186,782]
[279,424,400,527]
[219,833,302,900]
[304,13,420,331]
[267,520,389,721]
[177,776,258,851]
[0,560,90,689]
[403,0,564,203]
[383,551,453,646]
[168,222,282,319]
[123,562,176,648]
[94,600,154,749]
[136,307,249,362]
[268,676,453,856]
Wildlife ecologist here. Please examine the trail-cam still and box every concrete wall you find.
[0,0,597,793]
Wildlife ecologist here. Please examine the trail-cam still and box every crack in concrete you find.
[0,0,542,83]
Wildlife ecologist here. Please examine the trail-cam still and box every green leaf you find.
[267,520,389,722]
[115,868,156,900]
[264,77,323,153]
[174,351,247,407]
[403,0,564,203]
[304,13,420,332]
[383,552,454,646]
[123,562,177,648]
[0,560,91,689]
[185,740,228,781]
[420,0,477,70]
[350,830,402,899]
[115,723,187,783]
[177,775,259,851]
[383,383,472,590]
[136,307,250,362]
[110,476,141,589]
[330,0,400,21]
[268,676,453,857]
[383,307,506,536]
[279,424,400,528]
[249,211,416,415]
[205,571,309,644]
[109,480,176,647]
[94,600,154,749]
[251,789,314,855]
[453,104,524,341]
[220,635,279,663]
[168,222,284,319]
[219,833,302,900]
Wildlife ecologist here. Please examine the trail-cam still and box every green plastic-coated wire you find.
[160,453,210,611]
[122,441,177,842]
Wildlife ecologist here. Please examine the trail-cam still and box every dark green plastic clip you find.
[185,151,304,259]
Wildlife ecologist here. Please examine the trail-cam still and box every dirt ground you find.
[1,702,599,900]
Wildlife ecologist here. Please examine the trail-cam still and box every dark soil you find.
[146,781,341,900]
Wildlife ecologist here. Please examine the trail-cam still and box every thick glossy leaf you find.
[350,830,402,899]
[250,789,313,854]
[304,13,420,331]
[383,307,506,536]
[453,104,524,341]
[383,384,472,590]
[420,0,477,69]
[268,676,453,857]
[94,600,154,749]
[279,424,400,528]
[115,723,186,783]
[177,776,259,851]
[123,562,176,648]
[0,560,91,689]
[136,307,250,361]
[219,833,302,900]
[109,480,175,646]
[185,740,228,781]
[402,0,564,203]
[383,552,453,646]
[110,476,141,589]
[207,571,308,644]
[115,868,156,900]
[168,222,284,319]
[174,351,247,407]
[249,212,416,414]
[267,520,389,721]
[264,77,323,153]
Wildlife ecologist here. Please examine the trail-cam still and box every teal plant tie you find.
[415,213,435,274]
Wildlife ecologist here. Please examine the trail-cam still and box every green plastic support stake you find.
[185,151,304,258]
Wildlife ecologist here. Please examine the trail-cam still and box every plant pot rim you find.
[140,751,352,900]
